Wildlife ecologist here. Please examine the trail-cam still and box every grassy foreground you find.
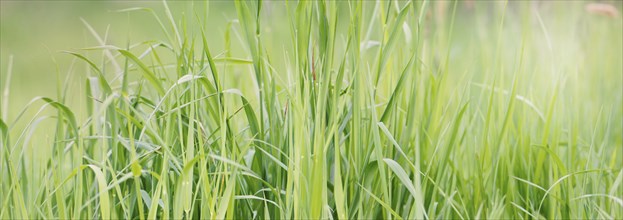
[1,1,622,219]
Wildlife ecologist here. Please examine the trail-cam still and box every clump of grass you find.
[1,0,621,219]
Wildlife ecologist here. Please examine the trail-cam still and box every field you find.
[1,1,622,219]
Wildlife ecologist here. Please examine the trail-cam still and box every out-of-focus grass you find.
[0,1,237,117]
[0,1,237,147]
[1,1,621,219]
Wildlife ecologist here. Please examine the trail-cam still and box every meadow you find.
[1,1,622,219]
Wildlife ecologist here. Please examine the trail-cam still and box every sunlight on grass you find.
[0,0,621,219]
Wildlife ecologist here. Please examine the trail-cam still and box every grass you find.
[1,0,622,219]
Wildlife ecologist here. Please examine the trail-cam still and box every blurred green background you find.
[1,0,621,145]
[1,1,226,114]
